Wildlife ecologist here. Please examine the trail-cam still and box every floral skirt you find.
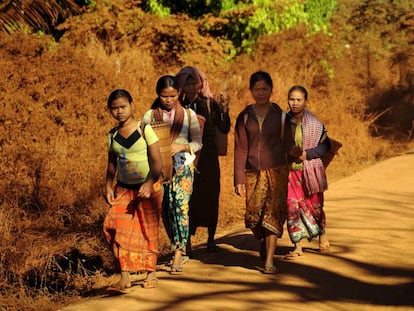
[245,166,289,239]
[287,170,326,243]
[162,164,194,251]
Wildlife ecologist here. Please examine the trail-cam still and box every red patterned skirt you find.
[103,182,163,272]
[287,170,326,243]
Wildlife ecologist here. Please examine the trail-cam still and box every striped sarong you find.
[103,182,163,272]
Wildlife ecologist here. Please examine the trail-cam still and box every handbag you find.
[215,128,228,156]
[207,98,229,156]
[321,137,342,168]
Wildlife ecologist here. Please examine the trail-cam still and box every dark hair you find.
[156,75,179,95]
[107,89,133,108]
[151,75,180,109]
[249,71,273,90]
[288,85,308,100]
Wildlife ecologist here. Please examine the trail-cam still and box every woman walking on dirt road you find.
[234,71,296,273]
[284,85,331,260]
[103,89,163,290]
[143,75,202,274]
[176,66,231,254]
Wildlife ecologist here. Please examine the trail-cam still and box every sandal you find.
[319,242,330,253]
[142,278,158,289]
[207,243,220,253]
[106,282,130,294]
[283,251,304,260]
[263,265,278,274]
[169,255,189,266]
[170,265,183,274]
[181,255,189,265]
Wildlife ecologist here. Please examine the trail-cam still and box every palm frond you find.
[0,0,81,34]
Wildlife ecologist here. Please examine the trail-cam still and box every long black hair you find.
[151,75,180,109]
[249,71,273,90]
[107,89,133,108]
[288,85,308,100]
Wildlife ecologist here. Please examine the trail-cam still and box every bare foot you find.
[319,234,330,252]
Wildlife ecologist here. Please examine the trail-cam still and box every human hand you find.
[170,143,182,155]
[235,184,246,197]
[138,181,153,198]
[299,150,307,162]
[216,92,230,112]
[105,190,115,205]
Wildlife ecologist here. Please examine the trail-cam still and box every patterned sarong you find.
[245,166,289,239]
[162,164,194,251]
[287,170,326,243]
[103,182,162,272]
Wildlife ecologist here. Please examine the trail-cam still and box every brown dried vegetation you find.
[0,0,413,309]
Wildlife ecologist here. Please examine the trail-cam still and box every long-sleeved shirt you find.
[234,103,295,186]
[182,96,230,154]
[142,108,202,167]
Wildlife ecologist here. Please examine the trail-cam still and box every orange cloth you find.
[103,182,162,272]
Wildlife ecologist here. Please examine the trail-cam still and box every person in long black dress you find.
[176,66,231,253]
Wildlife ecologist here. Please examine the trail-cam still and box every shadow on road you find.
[180,232,414,309]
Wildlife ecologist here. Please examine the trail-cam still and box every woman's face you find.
[182,75,201,100]
[288,90,307,115]
[109,96,133,123]
[251,80,272,105]
[159,86,179,110]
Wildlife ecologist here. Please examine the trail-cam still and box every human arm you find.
[234,112,248,190]
[235,184,246,197]
[105,151,117,205]
[171,109,203,155]
[138,141,162,198]
[187,109,203,153]
[301,128,331,161]
[142,109,153,124]
[212,96,231,134]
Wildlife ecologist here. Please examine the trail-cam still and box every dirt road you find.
[61,152,414,311]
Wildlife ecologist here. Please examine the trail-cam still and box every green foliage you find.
[320,59,334,79]
[143,0,220,17]
[220,0,337,55]
[144,0,171,17]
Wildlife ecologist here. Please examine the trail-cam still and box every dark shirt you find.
[234,103,295,186]
[182,96,231,153]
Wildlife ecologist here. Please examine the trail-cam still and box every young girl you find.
[103,89,163,290]
[284,85,331,260]
[143,75,202,274]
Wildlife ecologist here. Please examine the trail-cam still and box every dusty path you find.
[61,152,414,311]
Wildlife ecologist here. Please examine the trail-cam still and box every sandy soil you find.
[60,151,414,311]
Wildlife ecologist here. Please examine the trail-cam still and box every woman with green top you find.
[103,89,163,290]
[284,85,331,260]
